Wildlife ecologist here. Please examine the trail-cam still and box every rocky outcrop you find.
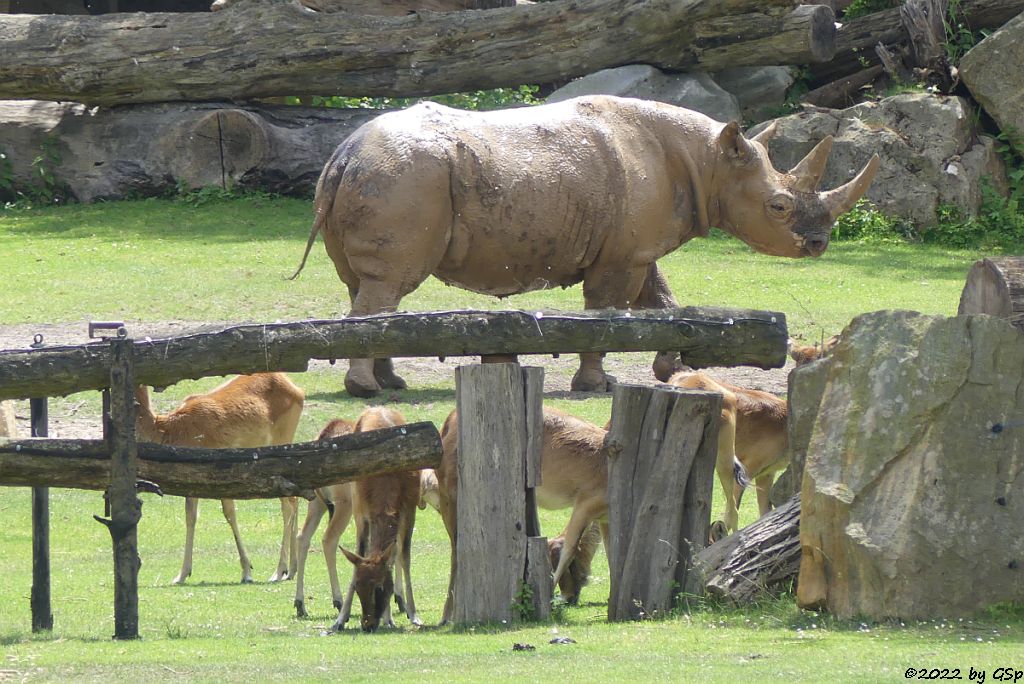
[769,356,830,508]
[753,93,1007,226]
[547,65,742,124]
[960,11,1024,154]
[796,311,1024,619]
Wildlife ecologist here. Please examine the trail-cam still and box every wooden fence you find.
[0,307,787,636]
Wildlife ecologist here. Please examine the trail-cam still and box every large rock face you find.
[754,94,1007,226]
[797,311,1024,619]
[960,12,1024,154]
[547,65,742,124]
[769,357,829,508]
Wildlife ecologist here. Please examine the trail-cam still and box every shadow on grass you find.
[307,388,456,406]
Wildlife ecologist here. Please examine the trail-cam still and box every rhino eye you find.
[766,194,794,218]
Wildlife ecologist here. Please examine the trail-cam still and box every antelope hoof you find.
[411,614,423,627]
[294,599,307,618]
[171,574,188,586]
[240,575,254,584]
[570,368,615,393]
[333,599,343,612]
[268,569,288,583]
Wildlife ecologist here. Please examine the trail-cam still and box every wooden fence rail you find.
[0,307,788,401]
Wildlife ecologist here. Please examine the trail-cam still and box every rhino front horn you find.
[790,136,834,193]
[822,154,881,219]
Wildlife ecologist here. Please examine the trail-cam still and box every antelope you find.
[334,407,422,632]
[134,373,305,585]
[667,371,788,537]
[437,407,609,625]
[548,521,602,605]
[788,335,839,366]
[293,419,441,619]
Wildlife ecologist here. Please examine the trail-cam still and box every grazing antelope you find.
[437,407,609,625]
[667,371,788,537]
[788,335,839,366]
[548,521,602,605]
[134,373,305,585]
[293,419,442,619]
[334,407,422,632]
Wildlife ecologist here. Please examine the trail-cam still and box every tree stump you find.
[605,384,720,621]
[958,256,1024,331]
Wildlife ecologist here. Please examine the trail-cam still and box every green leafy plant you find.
[842,0,900,21]
[830,200,916,244]
[29,135,67,204]
[512,581,536,621]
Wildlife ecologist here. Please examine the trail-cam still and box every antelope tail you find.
[733,456,751,488]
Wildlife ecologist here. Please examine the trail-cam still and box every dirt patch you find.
[0,320,792,439]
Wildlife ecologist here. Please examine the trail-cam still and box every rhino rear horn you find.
[750,121,778,147]
[790,136,834,193]
[822,154,881,219]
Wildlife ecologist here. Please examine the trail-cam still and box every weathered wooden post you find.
[30,389,53,633]
[605,384,721,621]
[97,334,142,640]
[453,362,549,624]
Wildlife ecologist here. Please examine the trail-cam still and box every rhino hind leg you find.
[373,358,407,390]
[571,353,616,392]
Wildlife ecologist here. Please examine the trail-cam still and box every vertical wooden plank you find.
[677,391,721,597]
[605,383,653,614]
[524,536,553,620]
[30,397,53,633]
[454,363,527,625]
[522,367,544,537]
[105,337,141,640]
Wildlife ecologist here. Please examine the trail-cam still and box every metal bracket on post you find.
[29,333,53,633]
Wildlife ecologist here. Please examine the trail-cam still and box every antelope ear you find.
[382,541,398,565]
[340,545,364,566]
[718,121,753,163]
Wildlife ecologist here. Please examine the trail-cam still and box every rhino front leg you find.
[573,264,651,392]
[345,281,405,398]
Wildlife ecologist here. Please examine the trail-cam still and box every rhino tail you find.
[287,140,352,281]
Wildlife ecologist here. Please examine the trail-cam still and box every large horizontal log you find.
[0,100,381,203]
[0,308,788,400]
[808,0,1024,87]
[0,421,441,498]
[0,0,835,105]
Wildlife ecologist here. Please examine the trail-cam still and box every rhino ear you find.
[718,121,753,164]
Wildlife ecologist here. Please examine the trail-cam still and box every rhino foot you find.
[570,368,616,393]
[652,350,688,383]
[373,358,407,390]
[346,361,382,397]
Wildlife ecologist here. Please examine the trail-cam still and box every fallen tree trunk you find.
[0,0,835,105]
[808,0,1024,87]
[0,308,788,401]
[692,495,801,603]
[0,421,441,498]
[0,100,381,203]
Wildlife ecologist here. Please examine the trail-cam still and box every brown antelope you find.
[293,418,441,618]
[667,371,788,536]
[788,335,839,366]
[548,521,602,605]
[134,373,305,585]
[293,418,356,618]
[437,407,609,625]
[334,407,422,632]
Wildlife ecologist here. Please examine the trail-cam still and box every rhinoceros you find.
[292,95,878,397]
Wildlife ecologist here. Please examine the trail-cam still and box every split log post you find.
[99,337,142,640]
[30,393,53,633]
[958,256,1024,330]
[453,363,547,624]
[605,384,721,621]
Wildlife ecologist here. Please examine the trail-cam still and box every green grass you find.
[2,196,1021,681]
[0,196,985,340]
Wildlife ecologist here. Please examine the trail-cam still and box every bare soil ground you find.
[0,320,792,439]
